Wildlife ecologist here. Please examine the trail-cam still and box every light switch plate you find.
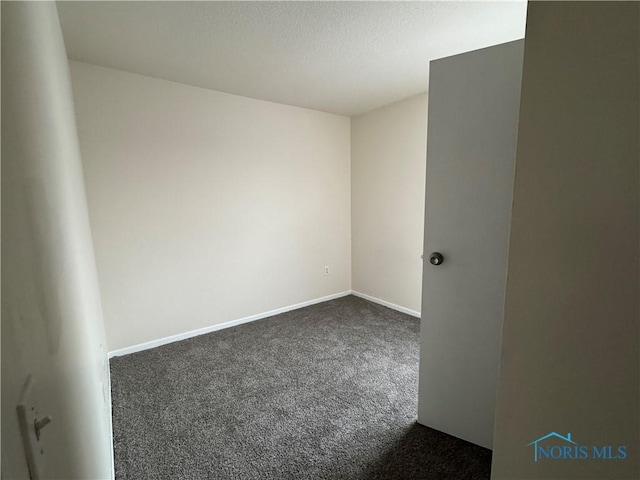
[17,375,46,480]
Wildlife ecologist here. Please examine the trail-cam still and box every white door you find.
[417,40,524,449]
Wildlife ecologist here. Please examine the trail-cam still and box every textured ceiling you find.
[57,1,527,116]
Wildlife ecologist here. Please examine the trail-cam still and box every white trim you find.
[106,357,115,479]
[351,290,421,318]
[108,291,352,358]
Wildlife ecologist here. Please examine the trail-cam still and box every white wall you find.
[492,3,639,479]
[351,94,428,314]
[1,3,113,478]
[70,62,352,352]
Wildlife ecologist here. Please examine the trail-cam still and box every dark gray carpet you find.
[110,295,492,479]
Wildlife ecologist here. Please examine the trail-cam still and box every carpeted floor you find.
[110,295,492,479]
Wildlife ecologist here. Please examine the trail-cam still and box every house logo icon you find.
[527,432,577,462]
[527,432,628,462]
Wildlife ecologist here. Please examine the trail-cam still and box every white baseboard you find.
[106,358,115,479]
[108,290,419,358]
[108,291,352,358]
[351,290,421,318]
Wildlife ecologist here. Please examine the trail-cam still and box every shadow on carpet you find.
[358,423,491,480]
[110,295,491,479]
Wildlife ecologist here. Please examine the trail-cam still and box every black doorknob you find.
[429,252,444,266]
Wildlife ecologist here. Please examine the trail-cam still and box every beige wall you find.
[1,3,113,478]
[70,62,352,351]
[492,2,639,479]
[351,94,428,314]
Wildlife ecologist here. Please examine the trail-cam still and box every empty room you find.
[2,1,638,480]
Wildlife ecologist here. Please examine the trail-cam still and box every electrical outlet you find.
[324,265,330,275]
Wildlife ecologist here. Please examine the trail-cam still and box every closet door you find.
[417,40,524,449]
